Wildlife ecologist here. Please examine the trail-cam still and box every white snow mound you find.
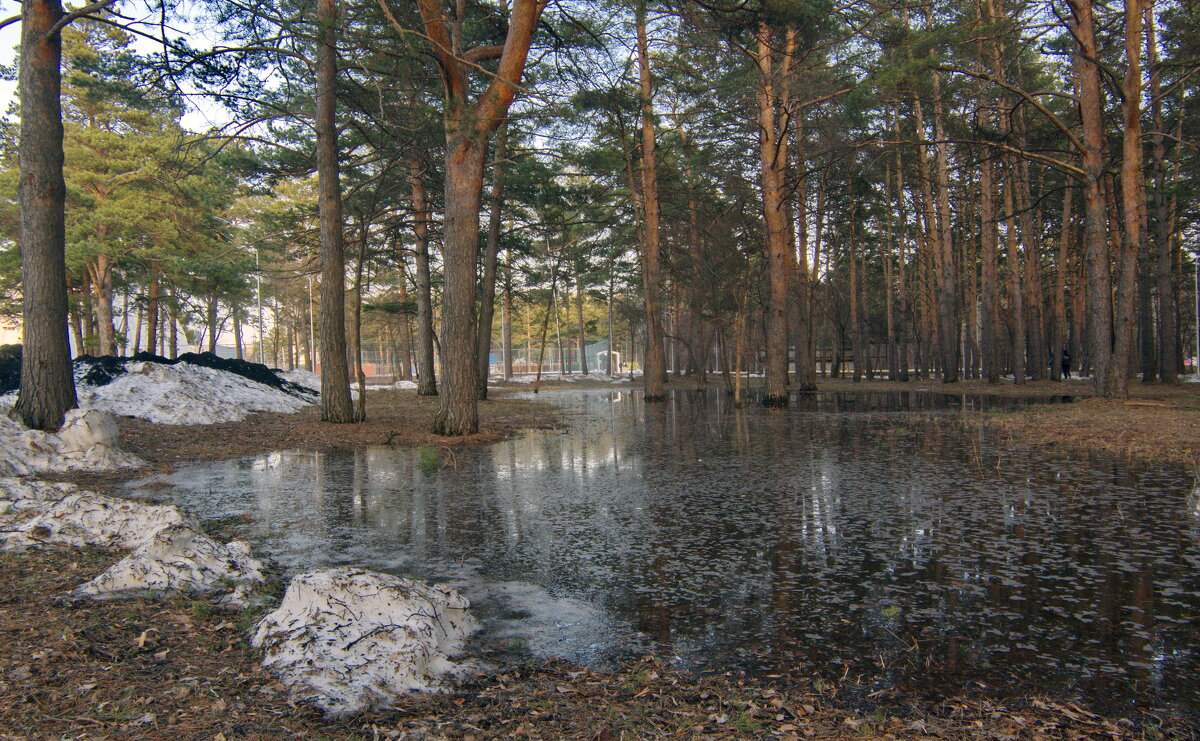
[252,567,479,716]
[1,485,194,552]
[277,368,322,393]
[0,408,143,476]
[77,361,312,424]
[71,523,266,600]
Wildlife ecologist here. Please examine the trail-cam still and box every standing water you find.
[127,388,1200,712]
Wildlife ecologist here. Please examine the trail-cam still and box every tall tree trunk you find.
[433,130,487,433]
[980,145,1000,383]
[849,196,863,383]
[409,162,437,396]
[206,296,218,353]
[1068,0,1113,394]
[576,269,588,375]
[146,272,160,356]
[1014,155,1046,379]
[15,0,76,430]
[1003,175,1026,383]
[87,254,115,356]
[396,258,414,380]
[168,292,178,359]
[1052,187,1073,381]
[232,307,243,360]
[503,249,514,380]
[413,0,544,435]
[793,117,816,390]
[476,123,507,399]
[636,0,666,401]
[353,221,368,421]
[754,22,794,404]
[929,69,960,381]
[1146,6,1177,383]
[314,0,353,422]
[1105,0,1145,398]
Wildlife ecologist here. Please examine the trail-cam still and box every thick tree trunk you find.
[754,22,792,404]
[413,0,543,434]
[15,0,76,430]
[87,254,115,356]
[930,70,960,382]
[476,124,507,400]
[1068,0,1113,393]
[433,131,487,435]
[1105,0,1145,398]
[636,1,666,401]
[314,0,353,422]
[409,162,437,396]
[1146,6,1177,383]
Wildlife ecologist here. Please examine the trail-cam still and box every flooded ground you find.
[126,388,1200,713]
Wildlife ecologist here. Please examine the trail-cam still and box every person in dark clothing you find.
[1061,348,1071,379]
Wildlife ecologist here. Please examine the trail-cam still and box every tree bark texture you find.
[476,124,507,400]
[636,0,666,402]
[415,0,545,435]
[315,0,353,422]
[754,22,793,405]
[15,0,77,430]
[408,161,437,396]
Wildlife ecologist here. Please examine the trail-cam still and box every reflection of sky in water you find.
[127,389,1200,710]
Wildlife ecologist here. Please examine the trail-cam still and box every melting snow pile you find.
[1,480,192,551]
[0,409,143,476]
[0,477,266,603]
[72,523,265,601]
[76,360,312,424]
[277,368,322,394]
[1,351,319,426]
[252,567,478,715]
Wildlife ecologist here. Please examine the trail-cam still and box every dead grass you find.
[2,548,1194,741]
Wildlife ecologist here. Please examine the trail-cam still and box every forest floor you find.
[814,376,1200,468]
[7,381,1199,738]
[3,546,1194,741]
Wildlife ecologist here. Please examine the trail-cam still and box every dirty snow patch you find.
[0,408,143,476]
[2,485,194,552]
[71,523,266,600]
[252,567,478,716]
[77,361,312,424]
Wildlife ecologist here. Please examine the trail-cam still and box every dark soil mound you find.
[0,344,20,395]
[74,355,131,388]
[1,346,316,400]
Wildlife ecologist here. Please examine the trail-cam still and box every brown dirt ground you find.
[3,548,1194,741]
[812,377,1200,468]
